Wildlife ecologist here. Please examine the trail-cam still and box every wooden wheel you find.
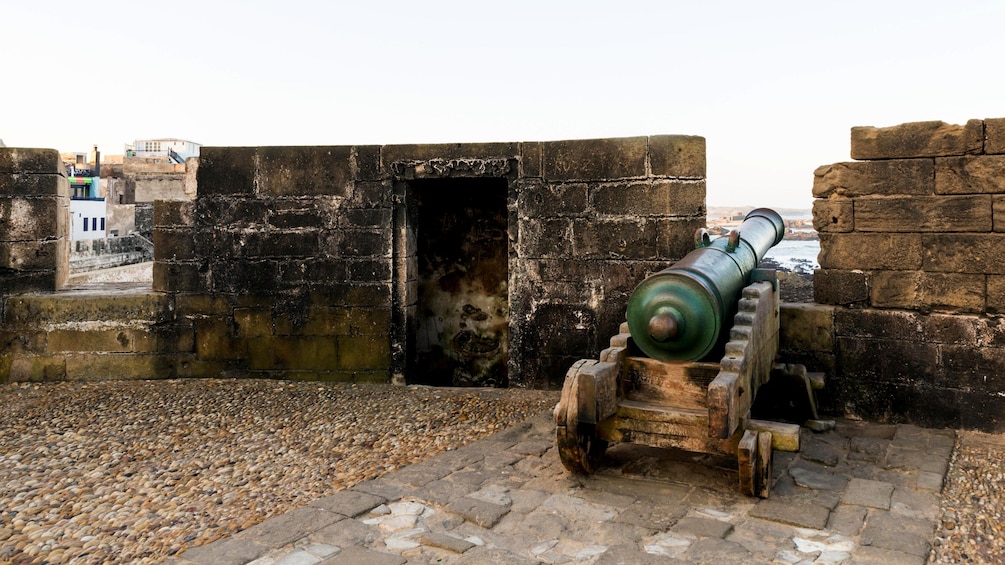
[557,422,608,475]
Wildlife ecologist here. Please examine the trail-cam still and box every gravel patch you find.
[931,430,1005,564]
[0,379,558,564]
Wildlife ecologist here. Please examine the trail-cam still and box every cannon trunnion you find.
[554,208,823,498]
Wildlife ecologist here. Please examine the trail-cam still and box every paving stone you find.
[238,507,342,547]
[448,468,496,486]
[310,519,382,547]
[916,470,944,491]
[418,531,475,553]
[584,520,655,546]
[672,516,733,539]
[353,478,406,501]
[885,446,928,471]
[453,546,539,564]
[789,466,848,491]
[860,509,933,557]
[573,487,638,510]
[593,544,678,565]
[848,545,926,565]
[310,490,386,517]
[891,486,940,520]
[726,518,802,555]
[506,488,548,513]
[749,499,831,529]
[614,498,688,530]
[848,437,888,463]
[509,439,553,456]
[428,448,484,471]
[446,496,511,528]
[409,478,476,506]
[680,537,752,564]
[920,456,949,475]
[179,536,271,565]
[842,478,894,509]
[493,510,572,539]
[482,451,523,469]
[800,440,842,467]
[387,462,451,487]
[274,548,324,565]
[318,546,405,565]
[538,493,619,523]
[826,504,868,536]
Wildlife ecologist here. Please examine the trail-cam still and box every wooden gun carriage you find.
[553,209,823,497]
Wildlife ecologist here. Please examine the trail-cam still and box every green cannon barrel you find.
[626,208,785,361]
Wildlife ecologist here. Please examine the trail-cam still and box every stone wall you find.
[809,118,1005,431]
[0,149,70,294]
[69,235,153,273]
[153,137,706,387]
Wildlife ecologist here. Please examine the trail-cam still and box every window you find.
[92,218,97,231]
[100,218,105,231]
[83,218,89,232]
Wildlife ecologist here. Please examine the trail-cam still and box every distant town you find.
[706,206,817,241]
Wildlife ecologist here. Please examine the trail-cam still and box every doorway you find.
[409,177,509,386]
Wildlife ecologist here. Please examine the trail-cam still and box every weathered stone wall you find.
[809,118,1005,431]
[152,137,706,387]
[0,149,70,294]
[69,235,152,273]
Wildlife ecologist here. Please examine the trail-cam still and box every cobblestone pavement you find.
[168,412,958,565]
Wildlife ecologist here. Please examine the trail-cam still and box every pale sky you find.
[4,1,1004,208]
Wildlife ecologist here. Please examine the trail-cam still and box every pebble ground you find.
[931,430,1005,563]
[0,380,558,564]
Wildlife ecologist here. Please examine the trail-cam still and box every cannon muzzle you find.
[626,208,785,361]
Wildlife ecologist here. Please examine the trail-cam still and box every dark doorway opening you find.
[409,177,509,387]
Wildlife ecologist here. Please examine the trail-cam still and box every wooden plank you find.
[606,401,709,439]
[599,425,740,456]
[622,357,719,409]
[756,431,773,498]
[745,419,800,452]
[580,361,619,423]
[737,429,757,497]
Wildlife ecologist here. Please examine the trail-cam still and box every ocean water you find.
[761,239,820,274]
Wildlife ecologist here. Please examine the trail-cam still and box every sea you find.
[761,238,820,275]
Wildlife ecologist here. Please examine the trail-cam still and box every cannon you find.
[554,208,824,497]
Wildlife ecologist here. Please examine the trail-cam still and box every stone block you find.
[657,217,704,261]
[0,148,63,174]
[0,240,61,271]
[153,230,196,261]
[446,496,511,528]
[0,271,58,295]
[922,233,1005,274]
[4,292,171,325]
[338,334,390,371]
[175,294,234,317]
[986,117,1005,154]
[812,198,853,232]
[940,345,1005,391]
[46,329,152,353]
[338,229,389,258]
[519,141,543,178]
[178,536,270,565]
[648,135,706,178]
[273,307,350,337]
[196,146,258,196]
[813,159,935,198]
[834,308,923,340]
[988,275,1005,314]
[842,478,894,509]
[779,303,833,352]
[870,271,985,313]
[174,357,230,378]
[541,137,647,181]
[64,353,173,380]
[268,336,339,370]
[339,207,392,229]
[818,233,922,270]
[211,260,278,294]
[836,337,938,385]
[353,145,382,181]
[850,120,983,159]
[572,218,658,260]
[854,195,991,232]
[382,142,519,163]
[519,218,573,258]
[195,318,247,361]
[9,355,66,382]
[517,181,589,217]
[310,490,386,518]
[237,507,341,548]
[936,154,1005,194]
[153,199,194,227]
[593,179,704,217]
[813,269,869,305]
[0,173,68,197]
[233,308,273,338]
[748,499,830,529]
[257,146,353,197]
[672,516,733,539]
[0,197,60,241]
[346,258,391,283]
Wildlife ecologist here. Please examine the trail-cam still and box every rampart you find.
[0,138,706,389]
[799,118,1005,431]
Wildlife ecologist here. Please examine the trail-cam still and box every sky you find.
[4,1,1005,209]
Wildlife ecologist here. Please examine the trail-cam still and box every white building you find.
[127,138,201,163]
[71,199,107,240]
